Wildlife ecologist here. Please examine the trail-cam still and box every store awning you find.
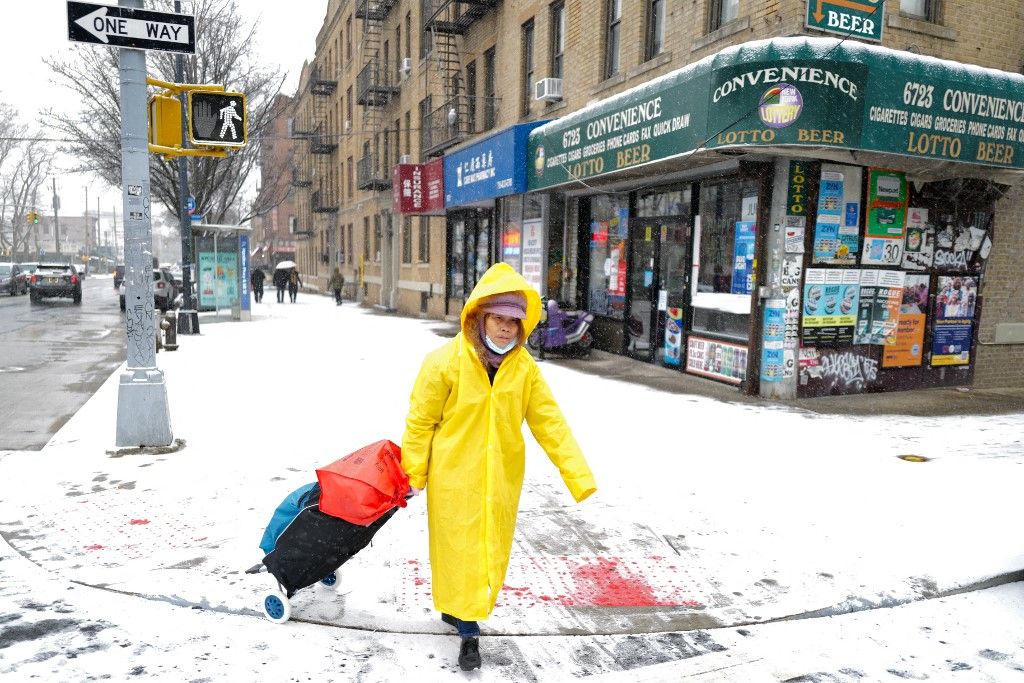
[528,37,1024,191]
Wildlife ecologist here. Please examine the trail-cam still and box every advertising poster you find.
[686,336,747,385]
[216,252,238,307]
[731,221,756,294]
[663,307,684,367]
[854,270,905,345]
[521,219,544,293]
[883,274,929,368]
[784,215,806,253]
[812,165,861,264]
[760,300,786,383]
[902,208,934,271]
[502,224,522,270]
[862,169,906,266]
[198,252,216,308]
[932,275,978,366]
[800,268,860,345]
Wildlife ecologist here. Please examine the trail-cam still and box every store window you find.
[587,193,629,320]
[402,216,413,264]
[363,217,370,261]
[692,177,759,341]
[418,216,430,262]
[373,214,382,261]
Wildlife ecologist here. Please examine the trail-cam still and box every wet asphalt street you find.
[0,275,124,450]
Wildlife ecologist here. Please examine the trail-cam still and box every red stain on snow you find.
[129,519,150,525]
[84,544,105,551]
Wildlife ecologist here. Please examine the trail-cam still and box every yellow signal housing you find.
[148,94,183,148]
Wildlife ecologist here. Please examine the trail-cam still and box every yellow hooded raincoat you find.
[402,263,596,621]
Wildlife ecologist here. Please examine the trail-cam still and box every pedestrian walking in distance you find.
[250,267,266,303]
[288,268,302,303]
[328,267,345,306]
[272,266,289,303]
[401,262,596,672]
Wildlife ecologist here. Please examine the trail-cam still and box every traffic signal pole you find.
[174,0,198,335]
[114,0,173,448]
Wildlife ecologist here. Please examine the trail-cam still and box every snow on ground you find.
[2,291,1024,680]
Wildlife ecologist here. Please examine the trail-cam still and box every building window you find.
[604,0,621,79]
[346,86,353,129]
[483,46,496,130]
[709,0,739,32]
[521,20,535,118]
[419,96,432,155]
[402,216,413,263]
[373,214,382,261]
[406,12,412,59]
[395,25,402,82]
[404,111,411,156]
[420,0,433,58]
[645,0,666,61]
[395,118,402,165]
[466,60,477,133]
[345,15,352,63]
[550,1,565,80]
[347,224,353,265]
[363,217,370,261]
[901,0,939,21]
[347,156,353,199]
[418,217,430,262]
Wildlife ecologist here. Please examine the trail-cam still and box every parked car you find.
[0,263,28,295]
[20,262,39,281]
[119,268,177,312]
[113,264,125,290]
[29,263,82,304]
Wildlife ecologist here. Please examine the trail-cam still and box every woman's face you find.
[484,314,520,347]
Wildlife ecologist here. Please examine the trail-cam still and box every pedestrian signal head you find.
[186,91,247,147]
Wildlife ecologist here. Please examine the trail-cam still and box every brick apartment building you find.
[252,94,301,273]
[288,0,1024,396]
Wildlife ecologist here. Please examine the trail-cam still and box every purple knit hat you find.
[480,291,527,319]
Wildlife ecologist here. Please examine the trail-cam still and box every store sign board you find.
[445,122,546,207]
[392,159,444,215]
[805,0,885,43]
[529,39,1024,191]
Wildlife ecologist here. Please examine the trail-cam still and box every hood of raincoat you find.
[460,263,542,340]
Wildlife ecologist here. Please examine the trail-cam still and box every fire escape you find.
[421,0,499,157]
[355,0,400,191]
[309,66,339,215]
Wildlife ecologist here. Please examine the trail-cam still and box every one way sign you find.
[67,1,195,54]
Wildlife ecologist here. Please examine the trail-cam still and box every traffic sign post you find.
[67,1,195,54]
[806,0,885,43]
[187,91,247,147]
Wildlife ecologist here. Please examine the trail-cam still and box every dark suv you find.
[30,263,82,305]
[0,263,28,296]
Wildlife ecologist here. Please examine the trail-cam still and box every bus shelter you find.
[190,223,252,321]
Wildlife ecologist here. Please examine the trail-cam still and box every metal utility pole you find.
[174,0,198,335]
[84,185,89,273]
[114,0,173,447]
[112,203,119,261]
[52,177,61,256]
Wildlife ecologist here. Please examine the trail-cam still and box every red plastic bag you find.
[315,440,410,525]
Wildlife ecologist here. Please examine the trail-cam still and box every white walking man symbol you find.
[219,100,242,140]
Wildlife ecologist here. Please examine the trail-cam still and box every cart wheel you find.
[320,572,337,587]
[262,590,291,623]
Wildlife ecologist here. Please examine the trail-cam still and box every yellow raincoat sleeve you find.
[525,365,596,503]
[402,349,452,490]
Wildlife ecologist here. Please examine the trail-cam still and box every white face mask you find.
[485,335,518,355]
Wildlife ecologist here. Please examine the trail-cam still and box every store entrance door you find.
[627,218,692,364]
[626,223,658,361]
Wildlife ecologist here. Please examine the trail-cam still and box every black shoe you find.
[441,613,458,630]
[458,637,481,671]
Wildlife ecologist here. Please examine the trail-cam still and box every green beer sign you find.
[805,0,885,43]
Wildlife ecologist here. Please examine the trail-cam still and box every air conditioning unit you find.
[344,120,352,132]
[399,154,412,164]
[534,77,563,102]
[400,57,412,79]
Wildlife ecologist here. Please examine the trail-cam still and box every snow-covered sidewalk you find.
[2,292,1023,680]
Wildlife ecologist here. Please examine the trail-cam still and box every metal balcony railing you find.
[422,96,471,157]
[356,155,391,191]
[356,61,400,107]
[309,134,337,155]
[290,168,312,187]
[424,0,499,34]
[311,190,338,213]
[355,0,399,21]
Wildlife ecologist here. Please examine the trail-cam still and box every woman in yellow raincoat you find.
[402,262,596,671]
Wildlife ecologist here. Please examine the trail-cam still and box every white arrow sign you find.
[75,6,189,45]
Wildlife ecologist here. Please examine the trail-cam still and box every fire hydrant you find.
[162,311,178,351]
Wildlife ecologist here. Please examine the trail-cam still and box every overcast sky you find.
[2,0,327,218]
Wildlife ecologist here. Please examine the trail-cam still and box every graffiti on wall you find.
[799,346,882,396]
